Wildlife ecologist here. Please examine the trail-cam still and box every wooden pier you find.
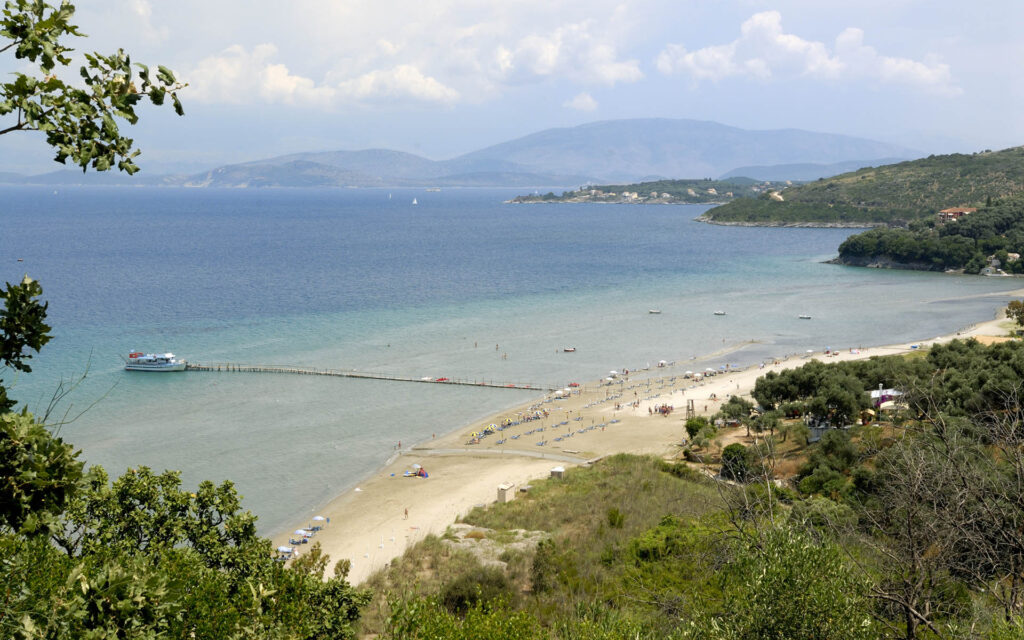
[184,362,557,391]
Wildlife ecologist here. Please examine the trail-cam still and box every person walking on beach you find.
[404,507,408,520]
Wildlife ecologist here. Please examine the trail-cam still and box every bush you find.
[606,507,625,529]
[721,443,750,481]
[439,567,513,616]
[685,417,709,440]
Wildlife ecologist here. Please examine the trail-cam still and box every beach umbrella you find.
[294,529,310,537]
[277,546,294,553]
[412,463,422,469]
[806,349,814,353]
[685,371,693,375]
[312,515,326,522]
[609,370,618,376]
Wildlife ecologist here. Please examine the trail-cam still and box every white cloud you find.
[492,20,643,87]
[336,65,459,104]
[656,10,959,95]
[188,45,457,107]
[563,92,598,111]
[188,44,336,106]
[126,0,169,43]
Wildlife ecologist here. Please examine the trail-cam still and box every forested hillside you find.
[702,146,1024,225]
[836,192,1024,271]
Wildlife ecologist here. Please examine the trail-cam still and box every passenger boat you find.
[124,352,186,372]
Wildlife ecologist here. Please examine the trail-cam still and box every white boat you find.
[648,309,661,314]
[563,347,576,352]
[799,314,812,320]
[713,310,726,316]
[412,198,418,205]
[425,187,441,192]
[125,352,186,372]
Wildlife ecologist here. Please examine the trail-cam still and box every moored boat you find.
[563,347,576,352]
[125,352,186,372]
[648,309,661,314]
[713,310,726,316]
[799,314,812,320]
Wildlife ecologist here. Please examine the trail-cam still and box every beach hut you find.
[550,466,565,479]
[497,482,516,503]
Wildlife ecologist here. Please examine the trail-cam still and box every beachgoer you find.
[404,508,408,520]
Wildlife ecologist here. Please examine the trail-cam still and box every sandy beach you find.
[276,300,1021,585]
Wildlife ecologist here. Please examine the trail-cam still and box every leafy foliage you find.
[1,0,186,173]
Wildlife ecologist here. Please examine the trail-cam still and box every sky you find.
[2,0,1023,174]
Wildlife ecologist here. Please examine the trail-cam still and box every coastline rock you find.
[695,215,885,229]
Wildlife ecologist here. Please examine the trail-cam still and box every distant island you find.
[508,178,783,205]
[0,118,911,189]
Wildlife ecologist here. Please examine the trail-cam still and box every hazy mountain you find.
[454,119,916,183]
[720,158,909,182]
[1,119,918,188]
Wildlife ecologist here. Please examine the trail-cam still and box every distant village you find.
[508,179,786,204]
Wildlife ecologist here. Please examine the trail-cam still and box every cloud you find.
[656,10,959,95]
[492,20,643,87]
[336,65,459,104]
[126,0,169,43]
[188,45,457,107]
[188,44,336,106]
[563,92,598,111]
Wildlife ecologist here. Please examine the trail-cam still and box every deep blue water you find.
[2,186,1020,532]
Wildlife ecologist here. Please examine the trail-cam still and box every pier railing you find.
[184,362,557,391]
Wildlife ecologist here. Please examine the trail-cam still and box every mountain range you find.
[0,118,916,188]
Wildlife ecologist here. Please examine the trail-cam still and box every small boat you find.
[713,310,726,316]
[563,347,576,352]
[412,198,418,205]
[425,187,441,192]
[648,309,661,314]
[799,314,812,320]
[125,352,186,372]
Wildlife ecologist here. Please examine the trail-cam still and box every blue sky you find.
[3,0,1022,174]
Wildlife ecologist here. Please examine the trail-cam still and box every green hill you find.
[701,146,1024,226]
[835,191,1024,272]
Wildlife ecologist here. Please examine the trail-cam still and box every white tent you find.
[277,546,294,554]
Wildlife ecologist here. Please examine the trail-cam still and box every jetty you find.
[184,362,557,391]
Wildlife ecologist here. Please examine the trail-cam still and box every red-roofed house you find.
[937,206,977,223]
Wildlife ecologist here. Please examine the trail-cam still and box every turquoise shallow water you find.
[1,186,1020,533]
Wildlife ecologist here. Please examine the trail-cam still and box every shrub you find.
[606,507,625,528]
[439,567,513,616]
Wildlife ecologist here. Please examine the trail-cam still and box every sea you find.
[2,185,1020,534]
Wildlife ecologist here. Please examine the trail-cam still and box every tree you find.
[685,416,709,440]
[1008,299,1024,329]
[721,443,750,482]
[2,0,185,173]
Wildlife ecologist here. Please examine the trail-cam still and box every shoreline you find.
[275,296,1022,585]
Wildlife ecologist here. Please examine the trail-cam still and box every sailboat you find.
[412,198,418,205]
